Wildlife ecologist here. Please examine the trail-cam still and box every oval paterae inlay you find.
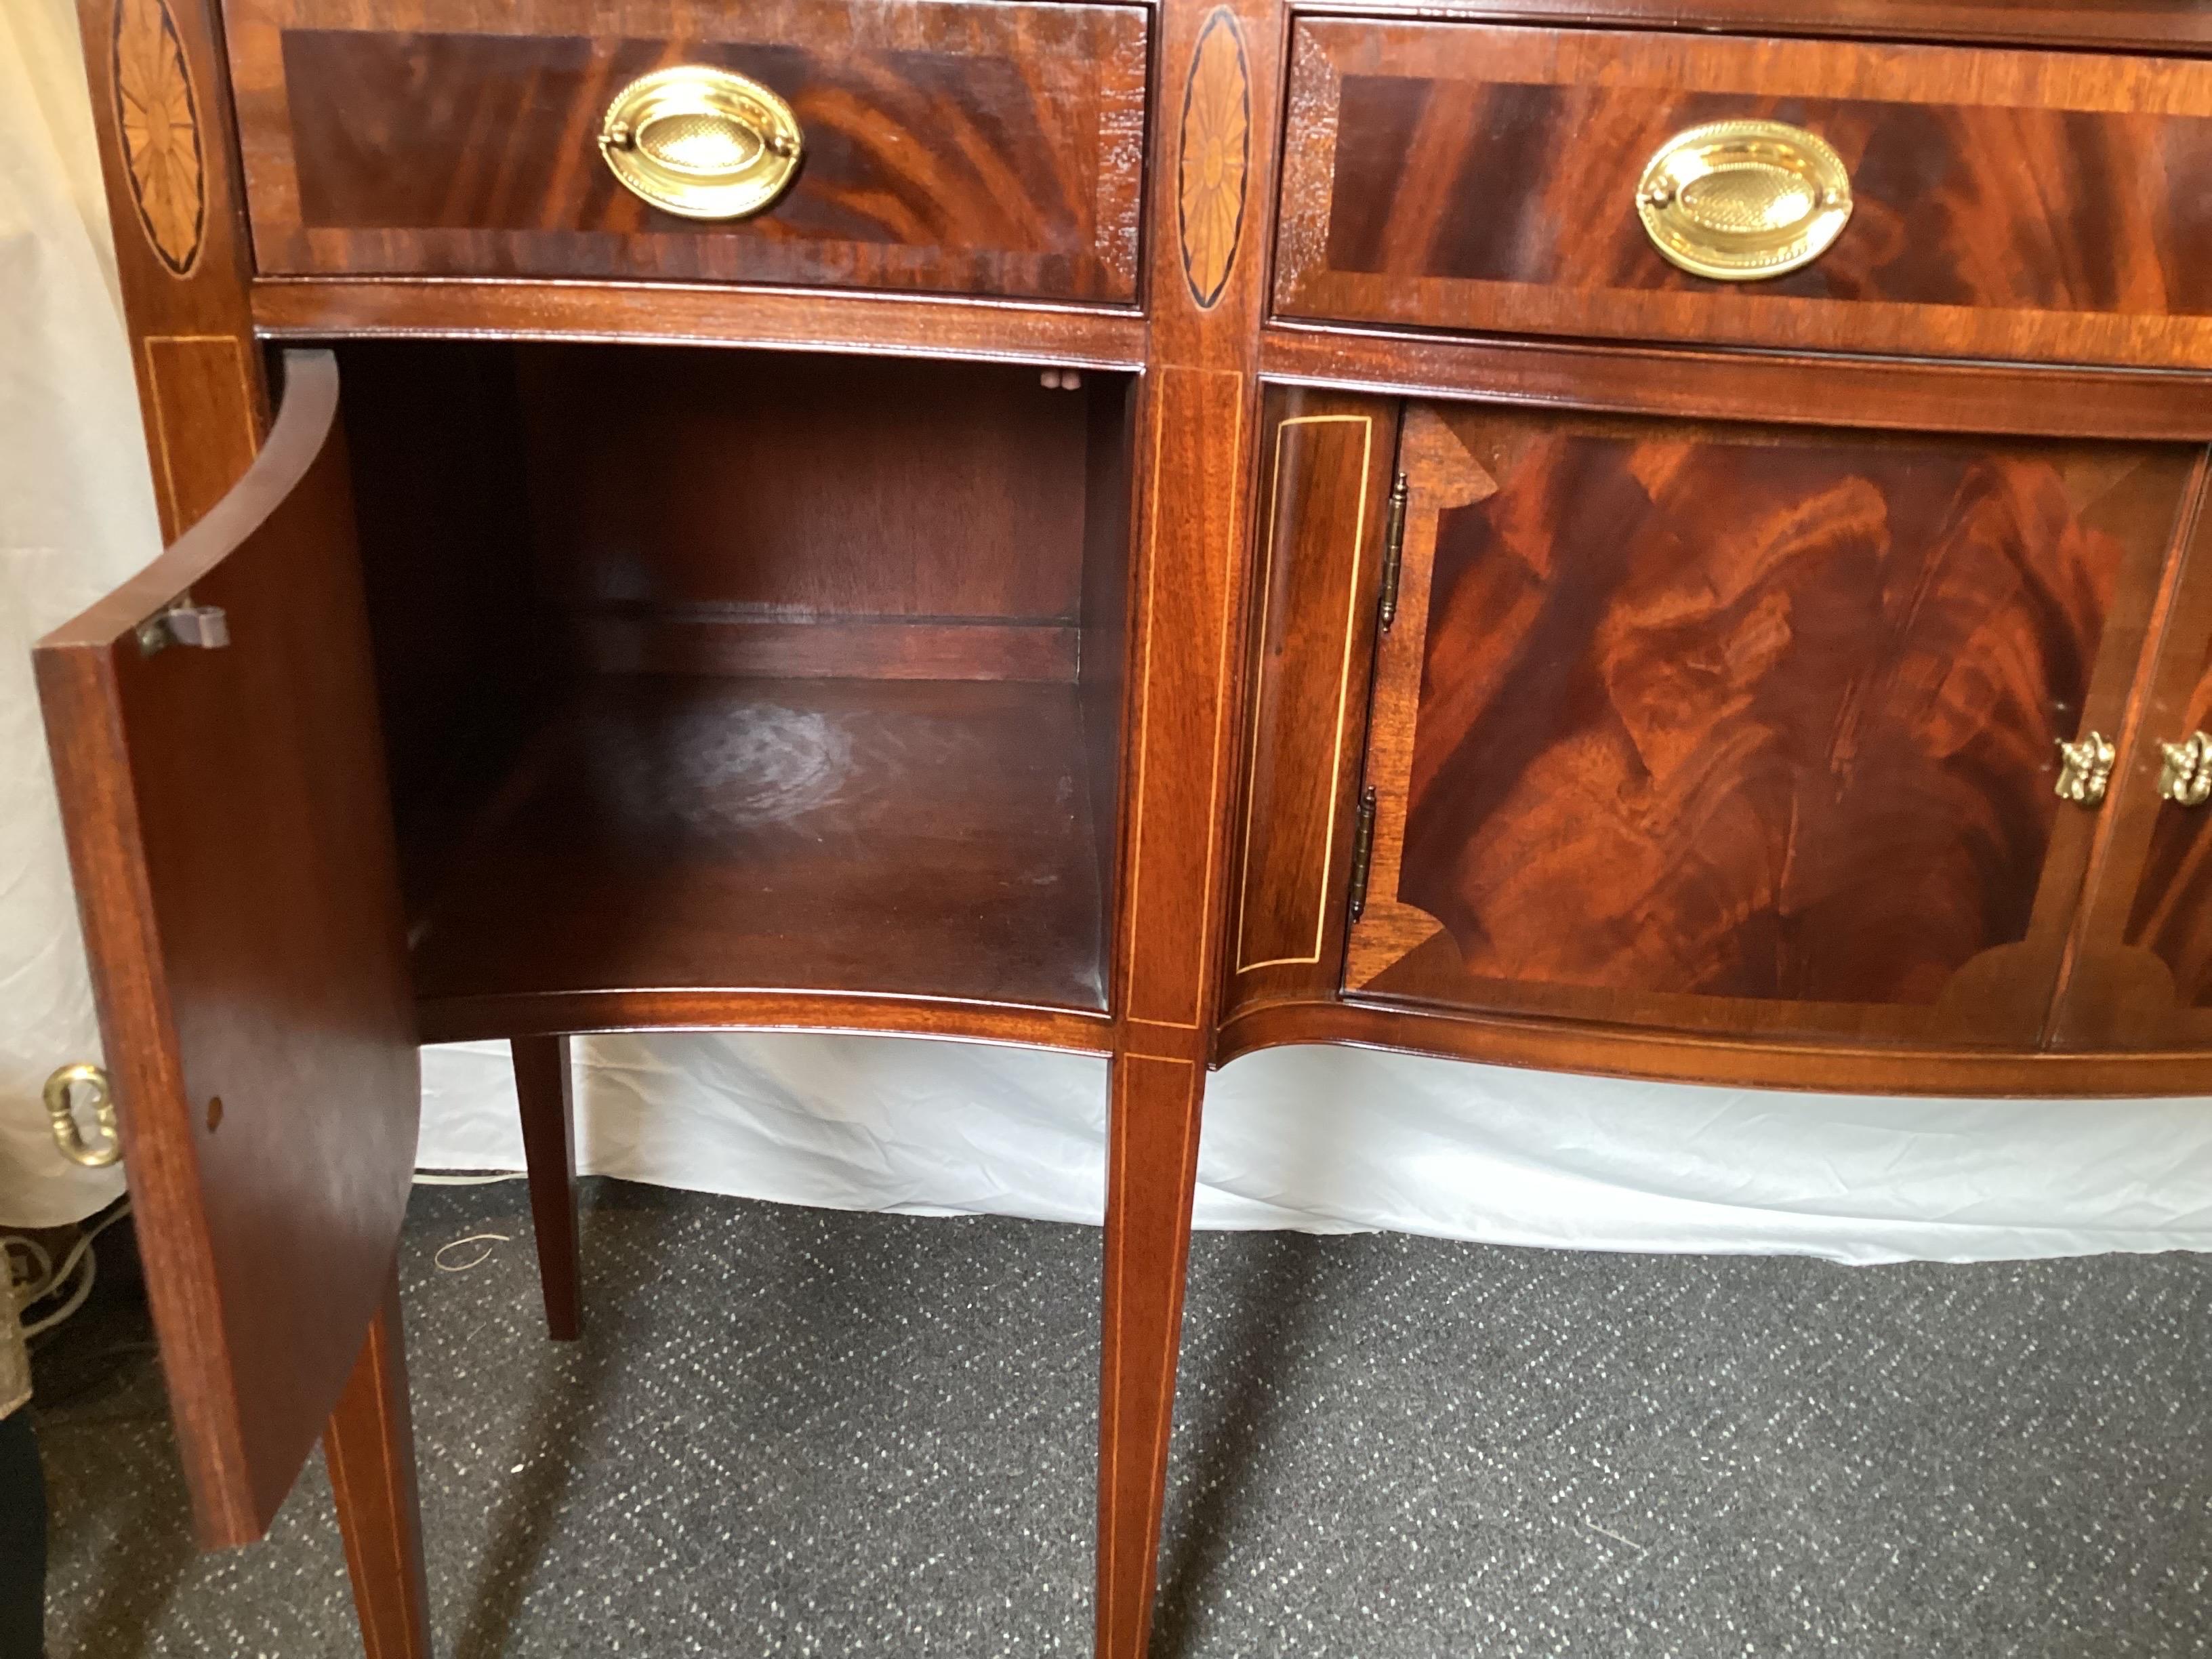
[112,0,205,276]
[1178,9,1249,310]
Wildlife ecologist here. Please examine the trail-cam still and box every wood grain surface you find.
[512,1036,583,1340]
[323,342,1134,1054]
[251,276,1150,368]
[331,342,552,916]
[1343,0,2212,55]
[1094,0,1296,1645]
[515,346,1095,634]
[1217,996,2212,1097]
[323,1266,432,1659]
[1259,325,2212,447]
[224,0,1148,302]
[408,676,1109,1025]
[34,352,420,1546]
[1080,379,1139,954]
[1224,389,1397,1014]
[2044,470,2212,1049]
[74,0,268,541]
[1346,402,2193,1048]
[415,988,1113,1051]
[2122,596,2212,1012]
[1277,21,2212,369]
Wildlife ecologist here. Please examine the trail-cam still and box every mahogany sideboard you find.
[33,0,2212,1653]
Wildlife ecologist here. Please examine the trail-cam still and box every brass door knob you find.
[44,1062,121,1168]
[2055,731,2117,806]
[599,65,802,221]
[1637,119,1853,281]
[2160,731,2212,806]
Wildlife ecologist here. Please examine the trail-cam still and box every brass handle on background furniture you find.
[598,65,802,221]
[2160,731,2212,806]
[44,1062,121,1168]
[2055,731,2116,806]
[1636,119,1853,281]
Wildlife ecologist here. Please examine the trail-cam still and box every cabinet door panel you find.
[35,351,417,1547]
[1346,402,2192,1048]
[1225,388,1401,1014]
[2049,487,2212,1048]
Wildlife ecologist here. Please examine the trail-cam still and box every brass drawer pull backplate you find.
[1637,119,1853,281]
[599,65,802,222]
[44,1062,121,1168]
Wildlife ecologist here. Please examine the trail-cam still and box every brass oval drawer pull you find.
[1637,119,1853,282]
[2055,731,2117,806]
[2160,731,2212,806]
[598,65,802,222]
[44,1062,121,1168]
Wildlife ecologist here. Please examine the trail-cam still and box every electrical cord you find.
[3,1198,133,1339]
[1,1172,524,1343]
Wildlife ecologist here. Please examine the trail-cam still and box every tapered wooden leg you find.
[512,1035,581,1340]
[324,1265,431,1659]
[1098,1052,1208,1659]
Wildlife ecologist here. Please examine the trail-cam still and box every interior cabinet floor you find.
[33,1182,2212,1657]
[409,674,1109,1023]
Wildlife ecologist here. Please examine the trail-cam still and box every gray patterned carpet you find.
[27,1179,2212,1656]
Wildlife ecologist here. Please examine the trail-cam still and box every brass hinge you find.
[1376,472,1408,632]
[136,600,230,656]
[1346,785,1378,924]
[2054,730,2115,806]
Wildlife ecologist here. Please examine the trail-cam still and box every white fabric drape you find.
[0,0,149,1227]
[8,6,2212,1260]
[415,1037,2212,1265]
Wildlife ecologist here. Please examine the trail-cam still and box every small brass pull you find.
[44,1063,121,1168]
[2055,731,2117,806]
[2159,731,2212,806]
[598,65,802,222]
[1637,119,1853,281]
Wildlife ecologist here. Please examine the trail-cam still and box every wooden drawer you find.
[1275,20,2212,369]
[224,0,1149,304]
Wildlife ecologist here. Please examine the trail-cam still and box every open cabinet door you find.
[35,350,418,1547]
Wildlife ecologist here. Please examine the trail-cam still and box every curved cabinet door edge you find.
[35,350,420,1547]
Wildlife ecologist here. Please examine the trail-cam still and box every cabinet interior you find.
[323,341,1133,1021]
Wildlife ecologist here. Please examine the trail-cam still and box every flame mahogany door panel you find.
[1344,401,2198,1049]
[2050,488,2212,1050]
[33,352,420,1547]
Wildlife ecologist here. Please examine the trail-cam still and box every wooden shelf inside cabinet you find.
[409,674,1109,1043]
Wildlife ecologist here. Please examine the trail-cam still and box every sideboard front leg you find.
[1098,1052,1208,1659]
[1099,0,1290,1631]
[323,1263,432,1659]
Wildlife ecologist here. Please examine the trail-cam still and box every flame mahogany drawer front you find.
[1275,20,2212,369]
[223,0,1149,304]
